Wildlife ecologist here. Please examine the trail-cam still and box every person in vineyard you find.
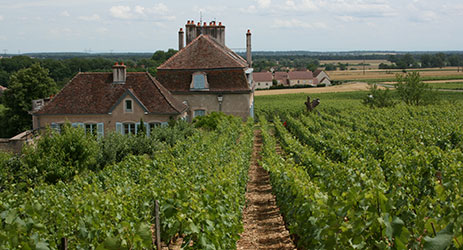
[305,96,320,112]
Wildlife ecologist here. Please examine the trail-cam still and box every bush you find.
[363,84,396,108]
[193,112,236,130]
[395,72,437,105]
[22,124,99,183]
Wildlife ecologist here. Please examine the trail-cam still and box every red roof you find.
[35,72,186,115]
[253,72,273,82]
[274,72,288,81]
[0,85,6,92]
[288,70,313,80]
[158,34,248,70]
[156,69,250,93]
[313,69,322,77]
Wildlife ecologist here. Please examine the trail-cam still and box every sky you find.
[0,0,462,53]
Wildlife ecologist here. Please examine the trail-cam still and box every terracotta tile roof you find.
[288,70,314,80]
[0,85,6,92]
[157,34,248,70]
[274,72,288,81]
[156,69,250,93]
[35,72,186,115]
[313,69,323,77]
[253,72,273,82]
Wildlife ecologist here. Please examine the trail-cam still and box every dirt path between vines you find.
[236,130,296,250]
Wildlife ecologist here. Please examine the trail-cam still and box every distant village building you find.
[253,72,273,89]
[31,20,254,135]
[274,72,289,86]
[314,70,332,86]
[255,70,330,88]
[288,70,315,86]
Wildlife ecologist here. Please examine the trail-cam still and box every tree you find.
[395,72,436,105]
[1,63,57,137]
[363,84,395,108]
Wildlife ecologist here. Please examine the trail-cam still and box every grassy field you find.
[427,82,463,90]
[321,60,463,82]
[320,59,389,70]
[255,90,463,118]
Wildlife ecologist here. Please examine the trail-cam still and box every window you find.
[194,109,206,118]
[125,99,133,112]
[191,72,208,90]
[124,123,136,135]
[149,122,161,130]
[85,124,97,135]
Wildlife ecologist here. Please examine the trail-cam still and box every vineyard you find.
[256,94,463,249]
[1,90,463,249]
[0,117,253,249]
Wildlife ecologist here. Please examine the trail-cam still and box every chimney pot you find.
[247,29,251,33]
[112,63,127,84]
[219,22,222,26]
[180,28,183,32]
[197,22,201,26]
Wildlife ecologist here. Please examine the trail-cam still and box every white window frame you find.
[193,109,206,118]
[190,72,209,90]
[124,99,133,113]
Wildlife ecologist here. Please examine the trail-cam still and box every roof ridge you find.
[203,35,248,68]
[158,35,203,69]
[147,73,186,113]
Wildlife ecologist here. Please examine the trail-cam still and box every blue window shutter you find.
[51,123,59,132]
[193,74,205,89]
[161,122,168,127]
[78,123,84,129]
[116,122,123,134]
[71,123,78,128]
[97,123,104,138]
[135,122,141,134]
[144,122,149,136]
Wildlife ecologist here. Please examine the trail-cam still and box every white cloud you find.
[240,5,258,14]
[110,4,174,21]
[283,0,318,11]
[110,5,133,19]
[0,15,4,21]
[272,18,326,29]
[60,11,70,17]
[257,0,271,8]
[78,14,100,21]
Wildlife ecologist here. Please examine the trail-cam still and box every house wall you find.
[289,79,314,86]
[255,81,272,89]
[173,93,252,120]
[316,72,331,85]
[320,78,331,85]
[33,96,183,133]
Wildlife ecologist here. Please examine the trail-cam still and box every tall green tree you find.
[395,72,436,106]
[1,63,57,137]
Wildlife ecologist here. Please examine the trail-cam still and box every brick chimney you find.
[184,20,225,46]
[246,29,252,67]
[185,20,197,45]
[178,28,184,50]
[113,62,126,84]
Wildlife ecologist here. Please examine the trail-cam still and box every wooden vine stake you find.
[60,237,68,250]
[155,200,161,250]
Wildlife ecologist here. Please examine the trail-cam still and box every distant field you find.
[320,59,388,70]
[326,67,463,82]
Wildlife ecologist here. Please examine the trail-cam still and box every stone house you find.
[314,70,331,86]
[31,20,254,135]
[251,72,273,89]
[156,21,254,120]
[274,72,289,86]
[32,64,187,136]
[287,70,316,86]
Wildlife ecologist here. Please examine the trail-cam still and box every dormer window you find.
[190,72,209,90]
[125,99,133,112]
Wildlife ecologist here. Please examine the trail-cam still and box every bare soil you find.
[255,82,372,96]
[236,130,296,250]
